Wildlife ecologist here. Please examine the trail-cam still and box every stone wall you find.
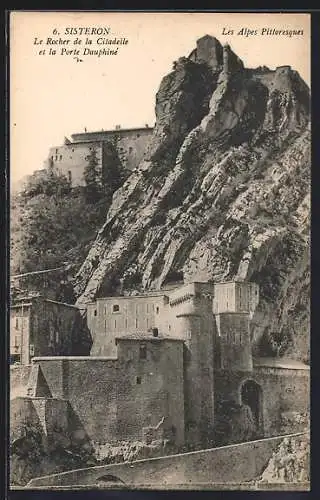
[31,339,184,446]
[10,397,68,443]
[214,366,309,439]
[215,313,252,371]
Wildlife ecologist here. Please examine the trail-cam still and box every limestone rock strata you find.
[74,36,310,360]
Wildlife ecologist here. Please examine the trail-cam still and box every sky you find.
[10,12,310,183]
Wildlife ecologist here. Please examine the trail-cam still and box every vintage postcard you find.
[9,11,310,490]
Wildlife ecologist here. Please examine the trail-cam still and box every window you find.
[55,149,58,154]
[59,155,62,160]
[15,317,19,329]
[113,304,120,313]
[156,306,159,314]
[136,318,138,328]
[139,345,147,359]
[94,309,97,316]
[136,133,140,138]
[114,319,117,329]
[129,146,133,154]
[14,336,19,347]
[136,376,142,384]
[125,318,128,328]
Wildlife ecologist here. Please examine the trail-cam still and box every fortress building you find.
[11,280,309,453]
[44,125,154,187]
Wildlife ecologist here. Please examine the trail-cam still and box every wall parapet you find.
[32,356,118,362]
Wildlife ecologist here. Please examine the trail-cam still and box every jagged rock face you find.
[74,36,310,361]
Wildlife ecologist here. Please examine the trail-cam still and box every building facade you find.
[12,280,309,452]
[44,126,154,187]
[10,295,92,364]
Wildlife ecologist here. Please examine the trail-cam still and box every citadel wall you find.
[215,312,253,371]
[87,294,168,357]
[46,141,103,187]
[29,336,185,446]
[45,127,153,187]
[214,364,309,438]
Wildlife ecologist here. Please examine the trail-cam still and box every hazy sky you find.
[10,12,310,183]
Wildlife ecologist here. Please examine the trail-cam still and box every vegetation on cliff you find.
[10,152,127,277]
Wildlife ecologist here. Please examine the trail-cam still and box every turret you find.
[212,281,258,372]
[169,283,215,447]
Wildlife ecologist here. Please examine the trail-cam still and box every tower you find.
[169,283,215,447]
[212,281,258,372]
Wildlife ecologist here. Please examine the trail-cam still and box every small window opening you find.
[15,317,19,328]
[156,306,159,314]
[152,327,159,338]
[136,376,142,384]
[139,345,147,359]
[113,304,120,312]
[94,309,97,316]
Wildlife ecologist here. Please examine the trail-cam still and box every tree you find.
[83,148,102,203]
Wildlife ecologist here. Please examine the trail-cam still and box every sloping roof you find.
[253,357,310,370]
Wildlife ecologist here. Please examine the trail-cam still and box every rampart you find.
[29,342,184,446]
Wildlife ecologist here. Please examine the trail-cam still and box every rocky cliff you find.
[74,36,310,361]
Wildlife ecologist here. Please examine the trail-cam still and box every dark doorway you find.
[240,380,263,434]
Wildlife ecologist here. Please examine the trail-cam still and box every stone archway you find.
[240,379,263,436]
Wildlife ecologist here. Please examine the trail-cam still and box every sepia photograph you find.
[9,11,310,490]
